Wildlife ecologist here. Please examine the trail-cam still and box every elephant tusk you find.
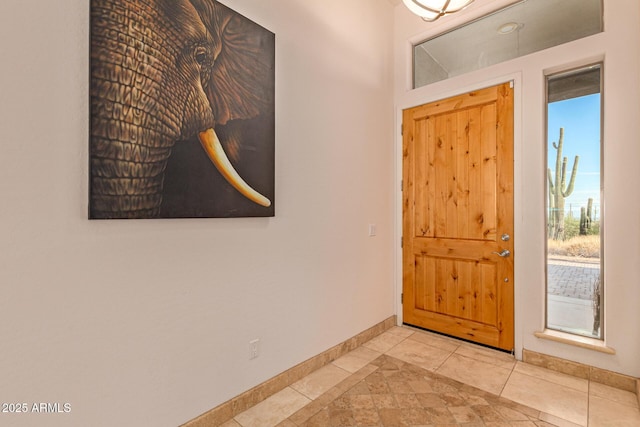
[198,128,272,207]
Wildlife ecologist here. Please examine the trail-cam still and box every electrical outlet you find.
[249,339,260,360]
[368,224,377,237]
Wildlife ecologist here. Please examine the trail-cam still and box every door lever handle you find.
[492,249,511,257]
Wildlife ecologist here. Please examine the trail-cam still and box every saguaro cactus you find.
[548,128,579,240]
[580,198,593,235]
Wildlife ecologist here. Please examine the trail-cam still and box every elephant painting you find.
[90,0,275,219]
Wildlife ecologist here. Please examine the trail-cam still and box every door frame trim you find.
[394,73,524,358]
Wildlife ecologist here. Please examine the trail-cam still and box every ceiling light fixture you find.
[402,0,475,22]
[497,22,520,35]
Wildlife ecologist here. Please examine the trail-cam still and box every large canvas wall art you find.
[89,0,275,219]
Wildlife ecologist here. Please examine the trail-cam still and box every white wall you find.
[393,0,640,377]
[0,1,395,426]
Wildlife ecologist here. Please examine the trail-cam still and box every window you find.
[413,0,603,88]
[545,64,603,339]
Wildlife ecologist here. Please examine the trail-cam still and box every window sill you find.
[534,329,615,354]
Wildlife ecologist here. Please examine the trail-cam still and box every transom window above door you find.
[413,0,603,88]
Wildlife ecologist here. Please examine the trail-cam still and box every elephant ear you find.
[191,0,274,126]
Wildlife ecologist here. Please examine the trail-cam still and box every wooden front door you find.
[402,82,514,351]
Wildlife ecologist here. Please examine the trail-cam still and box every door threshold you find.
[403,322,514,355]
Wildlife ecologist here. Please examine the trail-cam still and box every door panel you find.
[403,82,514,351]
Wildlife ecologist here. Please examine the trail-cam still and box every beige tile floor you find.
[224,326,640,427]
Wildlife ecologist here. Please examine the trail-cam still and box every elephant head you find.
[89,0,273,218]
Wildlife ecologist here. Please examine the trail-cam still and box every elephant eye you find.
[194,46,209,66]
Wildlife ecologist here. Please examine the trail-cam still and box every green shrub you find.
[560,217,599,240]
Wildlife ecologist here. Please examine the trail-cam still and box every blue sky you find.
[548,94,601,220]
